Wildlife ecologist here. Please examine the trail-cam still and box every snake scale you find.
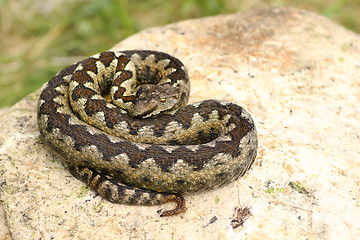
[37,50,258,216]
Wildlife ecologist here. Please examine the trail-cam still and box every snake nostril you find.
[176,179,185,184]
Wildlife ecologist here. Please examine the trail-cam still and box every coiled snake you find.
[37,50,258,216]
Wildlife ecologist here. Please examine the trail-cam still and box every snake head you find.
[128,83,181,118]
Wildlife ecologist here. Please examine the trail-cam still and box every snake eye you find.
[160,98,166,102]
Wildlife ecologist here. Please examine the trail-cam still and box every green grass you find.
[1,0,359,107]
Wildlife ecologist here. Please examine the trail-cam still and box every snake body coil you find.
[37,50,258,216]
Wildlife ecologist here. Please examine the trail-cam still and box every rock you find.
[1,7,360,240]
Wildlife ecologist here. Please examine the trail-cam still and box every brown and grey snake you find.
[37,50,258,216]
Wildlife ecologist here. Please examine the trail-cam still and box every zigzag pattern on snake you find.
[37,50,258,216]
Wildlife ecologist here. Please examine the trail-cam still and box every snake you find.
[37,50,258,216]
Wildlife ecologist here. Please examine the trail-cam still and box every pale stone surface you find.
[1,7,360,240]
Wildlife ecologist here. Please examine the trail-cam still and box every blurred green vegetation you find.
[0,0,359,107]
